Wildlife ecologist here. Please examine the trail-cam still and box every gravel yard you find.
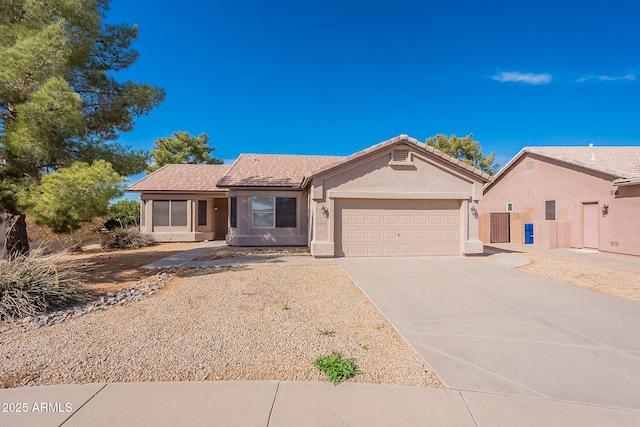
[487,244,640,303]
[0,265,442,389]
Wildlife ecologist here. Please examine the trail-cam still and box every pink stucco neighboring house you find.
[479,145,640,256]
[128,134,491,257]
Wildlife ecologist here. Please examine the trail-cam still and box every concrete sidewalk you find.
[142,241,337,268]
[2,381,639,427]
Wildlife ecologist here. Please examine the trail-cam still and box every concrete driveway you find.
[338,256,640,411]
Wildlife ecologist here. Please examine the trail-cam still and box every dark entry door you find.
[490,213,510,243]
[214,198,229,240]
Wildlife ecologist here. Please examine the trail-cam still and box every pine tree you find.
[0,0,165,257]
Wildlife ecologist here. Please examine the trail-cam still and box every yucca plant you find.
[0,254,88,320]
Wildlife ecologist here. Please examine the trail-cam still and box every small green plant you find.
[100,226,155,250]
[281,303,290,311]
[0,254,89,320]
[314,351,362,385]
[318,328,335,336]
[361,344,369,351]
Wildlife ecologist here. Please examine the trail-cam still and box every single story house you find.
[128,135,491,257]
[479,145,640,257]
[128,164,231,242]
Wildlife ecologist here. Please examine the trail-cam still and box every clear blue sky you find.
[107,0,639,171]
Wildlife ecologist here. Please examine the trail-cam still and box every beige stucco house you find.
[129,135,491,257]
[128,164,231,242]
[479,146,640,256]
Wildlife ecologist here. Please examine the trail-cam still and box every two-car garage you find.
[335,199,461,257]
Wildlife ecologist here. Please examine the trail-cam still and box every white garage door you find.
[335,199,460,257]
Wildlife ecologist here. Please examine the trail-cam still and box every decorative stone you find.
[20,272,171,328]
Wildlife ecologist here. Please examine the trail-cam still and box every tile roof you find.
[127,164,231,192]
[304,134,493,183]
[217,154,343,187]
[525,146,640,179]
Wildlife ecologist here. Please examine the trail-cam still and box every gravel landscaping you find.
[486,244,640,303]
[0,265,443,389]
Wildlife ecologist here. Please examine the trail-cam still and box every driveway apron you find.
[338,256,640,411]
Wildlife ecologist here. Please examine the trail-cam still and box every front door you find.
[583,203,599,249]
[214,198,229,240]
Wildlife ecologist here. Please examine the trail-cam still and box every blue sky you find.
[107,0,639,173]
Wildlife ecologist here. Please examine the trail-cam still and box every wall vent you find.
[393,149,410,162]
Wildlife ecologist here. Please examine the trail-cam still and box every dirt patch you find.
[487,244,640,303]
[195,246,310,261]
[58,242,201,294]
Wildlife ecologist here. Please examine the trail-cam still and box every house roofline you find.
[484,147,629,192]
[301,134,492,188]
[126,164,171,192]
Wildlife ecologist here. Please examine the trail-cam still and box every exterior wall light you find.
[602,204,609,216]
[320,205,329,217]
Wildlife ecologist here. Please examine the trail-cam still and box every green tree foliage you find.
[105,199,140,229]
[147,131,223,173]
[0,0,165,256]
[425,134,499,175]
[30,160,125,233]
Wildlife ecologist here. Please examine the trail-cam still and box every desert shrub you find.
[104,200,140,230]
[0,255,89,320]
[100,226,154,250]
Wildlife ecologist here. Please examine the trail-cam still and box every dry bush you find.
[0,254,89,320]
[26,216,104,253]
[100,226,155,250]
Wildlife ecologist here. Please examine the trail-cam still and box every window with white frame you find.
[506,202,513,212]
[252,196,296,228]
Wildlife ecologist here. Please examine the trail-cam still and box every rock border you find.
[20,272,172,328]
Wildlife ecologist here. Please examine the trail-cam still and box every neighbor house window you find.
[230,197,237,228]
[252,196,297,228]
[152,200,187,227]
[197,200,207,226]
[505,202,513,212]
[545,200,556,220]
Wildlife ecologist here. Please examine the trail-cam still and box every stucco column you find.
[463,198,484,255]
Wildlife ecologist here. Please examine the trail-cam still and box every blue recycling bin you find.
[525,223,534,244]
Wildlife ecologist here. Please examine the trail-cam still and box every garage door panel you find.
[444,230,458,239]
[414,216,428,224]
[398,215,412,225]
[352,216,365,225]
[367,215,382,225]
[444,215,457,225]
[429,216,443,225]
[383,216,397,224]
[368,230,382,239]
[415,230,427,238]
[336,199,460,257]
[352,230,366,239]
